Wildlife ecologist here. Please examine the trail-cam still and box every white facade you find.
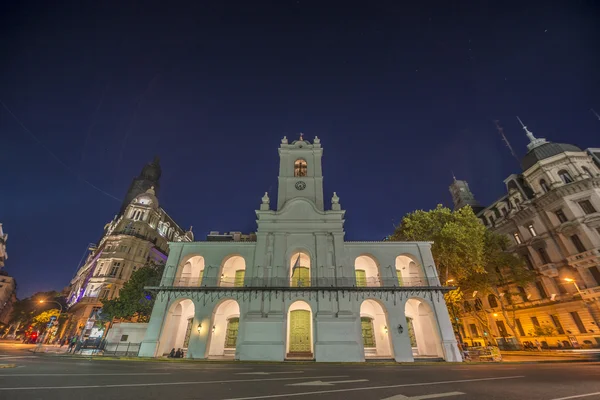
[139,136,461,362]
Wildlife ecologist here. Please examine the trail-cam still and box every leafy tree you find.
[390,205,486,282]
[100,261,164,323]
[390,205,535,343]
[9,291,66,332]
[32,309,67,330]
[530,324,556,338]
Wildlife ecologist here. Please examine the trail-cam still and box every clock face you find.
[295,181,307,190]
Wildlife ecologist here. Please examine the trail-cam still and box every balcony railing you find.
[165,276,441,289]
[566,248,600,268]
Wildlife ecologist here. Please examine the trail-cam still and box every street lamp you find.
[564,278,600,328]
[446,279,455,285]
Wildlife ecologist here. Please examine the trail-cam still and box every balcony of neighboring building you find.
[566,248,600,269]
[538,263,559,277]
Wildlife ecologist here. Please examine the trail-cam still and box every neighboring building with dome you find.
[64,158,192,341]
[138,136,461,363]
[450,122,600,349]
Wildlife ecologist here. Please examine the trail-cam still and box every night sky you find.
[1,1,599,297]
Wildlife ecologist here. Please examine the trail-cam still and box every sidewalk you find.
[29,343,71,354]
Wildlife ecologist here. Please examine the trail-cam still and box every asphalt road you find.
[1,343,599,400]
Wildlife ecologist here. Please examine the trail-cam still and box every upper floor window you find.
[294,159,307,177]
[537,247,551,264]
[571,234,586,253]
[527,224,537,237]
[474,298,483,311]
[517,286,529,302]
[558,170,574,184]
[502,208,509,217]
[582,166,592,177]
[578,199,597,215]
[488,294,499,308]
[555,209,568,224]
[540,179,550,193]
[513,232,522,245]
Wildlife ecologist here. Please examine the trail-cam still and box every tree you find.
[100,261,165,323]
[390,205,486,282]
[390,204,535,344]
[9,291,66,333]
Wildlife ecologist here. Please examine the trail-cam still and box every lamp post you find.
[564,278,600,328]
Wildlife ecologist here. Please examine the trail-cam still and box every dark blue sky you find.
[1,1,599,297]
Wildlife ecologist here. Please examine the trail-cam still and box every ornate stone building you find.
[450,124,600,349]
[65,158,192,339]
[0,223,17,326]
[138,136,461,362]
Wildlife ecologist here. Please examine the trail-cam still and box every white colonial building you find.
[139,136,461,362]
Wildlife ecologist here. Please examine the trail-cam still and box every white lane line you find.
[551,393,600,400]
[287,379,368,386]
[0,373,171,377]
[238,371,303,376]
[0,375,348,391]
[218,375,525,400]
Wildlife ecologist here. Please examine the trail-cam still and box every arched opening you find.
[175,255,205,286]
[220,256,246,287]
[354,255,381,287]
[360,299,393,358]
[558,170,573,184]
[488,294,498,308]
[286,301,313,358]
[395,254,425,286]
[294,159,307,177]
[405,298,443,358]
[157,299,195,357]
[540,179,549,193]
[207,299,241,358]
[290,251,311,287]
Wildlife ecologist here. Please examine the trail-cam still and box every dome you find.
[521,142,582,171]
[140,156,162,181]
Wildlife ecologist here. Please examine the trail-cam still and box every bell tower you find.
[277,134,324,211]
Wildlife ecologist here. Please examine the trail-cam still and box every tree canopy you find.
[100,261,164,323]
[9,291,66,330]
[390,205,486,282]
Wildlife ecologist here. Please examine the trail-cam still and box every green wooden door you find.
[234,270,245,287]
[361,317,376,348]
[355,270,367,287]
[291,267,310,287]
[289,310,311,353]
[225,318,239,348]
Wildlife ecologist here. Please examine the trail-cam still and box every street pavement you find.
[1,341,600,400]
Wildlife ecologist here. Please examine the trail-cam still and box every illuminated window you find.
[513,232,522,244]
[527,224,537,237]
[294,159,307,177]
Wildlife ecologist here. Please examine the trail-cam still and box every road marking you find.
[287,379,368,386]
[382,392,464,400]
[218,375,525,400]
[0,373,172,377]
[551,393,600,400]
[238,371,303,375]
[0,375,348,391]
[0,356,38,359]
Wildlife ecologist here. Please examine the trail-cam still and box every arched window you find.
[539,179,549,193]
[294,159,307,177]
[474,298,483,311]
[558,170,573,184]
[463,301,472,312]
[488,294,499,308]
